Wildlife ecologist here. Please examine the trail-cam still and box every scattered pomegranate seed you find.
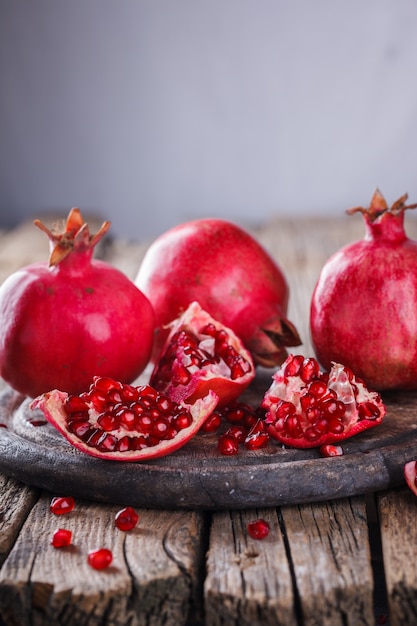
[114,506,139,531]
[50,496,75,515]
[247,518,270,540]
[51,528,72,548]
[87,548,113,570]
[217,433,239,456]
[319,444,344,457]
[200,411,222,433]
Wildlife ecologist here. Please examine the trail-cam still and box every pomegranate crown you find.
[34,208,111,267]
[347,189,417,222]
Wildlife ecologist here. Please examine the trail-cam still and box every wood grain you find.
[0,494,205,626]
[281,497,374,626]
[378,487,417,626]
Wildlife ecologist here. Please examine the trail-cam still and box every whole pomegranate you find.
[0,208,155,397]
[310,191,417,390]
[135,218,301,367]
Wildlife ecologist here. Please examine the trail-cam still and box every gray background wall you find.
[1,0,417,242]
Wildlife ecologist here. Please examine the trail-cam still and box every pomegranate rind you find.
[262,355,386,449]
[404,460,417,496]
[150,301,256,406]
[30,388,219,462]
[135,218,301,367]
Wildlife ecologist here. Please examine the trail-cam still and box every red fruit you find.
[135,218,301,367]
[88,548,113,570]
[30,375,218,461]
[319,444,344,458]
[247,519,270,540]
[310,190,417,390]
[51,528,73,548]
[217,433,239,456]
[115,507,139,531]
[0,208,155,398]
[404,460,417,496]
[50,496,75,515]
[150,301,255,406]
[262,354,385,449]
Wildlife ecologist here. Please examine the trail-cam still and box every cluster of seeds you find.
[264,355,382,443]
[152,324,253,389]
[201,402,270,456]
[64,377,193,453]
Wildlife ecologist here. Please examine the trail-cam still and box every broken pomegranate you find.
[150,301,255,406]
[310,190,417,390]
[404,460,417,496]
[136,218,301,367]
[262,354,385,448]
[0,208,155,398]
[31,375,218,461]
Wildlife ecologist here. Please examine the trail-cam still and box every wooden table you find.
[0,212,417,626]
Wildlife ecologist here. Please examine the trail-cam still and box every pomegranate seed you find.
[320,444,344,457]
[218,433,239,456]
[115,506,139,531]
[225,424,248,443]
[51,528,72,548]
[50,496,75,515]
[300,357,320,382]
[174,411,193,430]
[358,402,380,420]
[65,395,89,413]
[284,354,304,377]
[247,518,270,540]
[201,411,222,433]
[97,413,118,431]
[87,548,113,570]
[244,429,270,450]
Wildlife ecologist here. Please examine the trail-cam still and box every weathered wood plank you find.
[0,494,206,626]
[0,475,39,566]
[204,508,297,626]
[378,486,417,626]
[280,497,374,626]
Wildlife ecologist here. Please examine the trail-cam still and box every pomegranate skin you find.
[0,210,155,398]
[135,218,301,367]
[310,191,417,390]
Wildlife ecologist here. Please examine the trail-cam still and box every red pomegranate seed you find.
[358,402,381,420]
[225,424,248,443]
[50,496,75,515]
[218,433,239,456]
[51,528,73,548]
[320,444,344,457]
[88,548,113,570]
[200,411,222,433]
[247,518,270,540]
[115,506,139,531]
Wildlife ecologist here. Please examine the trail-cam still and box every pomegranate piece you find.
[150,301,255,406]
[310,190,417,390]
[217,433,239,456]
[263,354,385,449]
[50,496,75,515]
[115,507,139,531]
[247,519,270,540]
[30,376,218,461]
[51,528,73,548]
[404,460,417,496]
[135,218,301,367]
[0,208,155,398]
[88,548,113,570]
[320,444,344,457]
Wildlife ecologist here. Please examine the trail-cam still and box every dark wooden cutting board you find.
[0,370,416,510]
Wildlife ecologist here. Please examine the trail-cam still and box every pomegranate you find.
[404,460,417,496]
[30,375,218,461]
[115,507,139,531]
[0,208,155,398]
[262,354,385,448]
[51,529,73,548]
[247,519,270,540]
[135,218,301,367]
[150,301,255,406]
[310,190,417,390]
[88,548,113,570]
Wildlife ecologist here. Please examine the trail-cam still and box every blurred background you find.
[1,0,417,242]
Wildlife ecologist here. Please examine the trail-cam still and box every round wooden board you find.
[0,373,417,510]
